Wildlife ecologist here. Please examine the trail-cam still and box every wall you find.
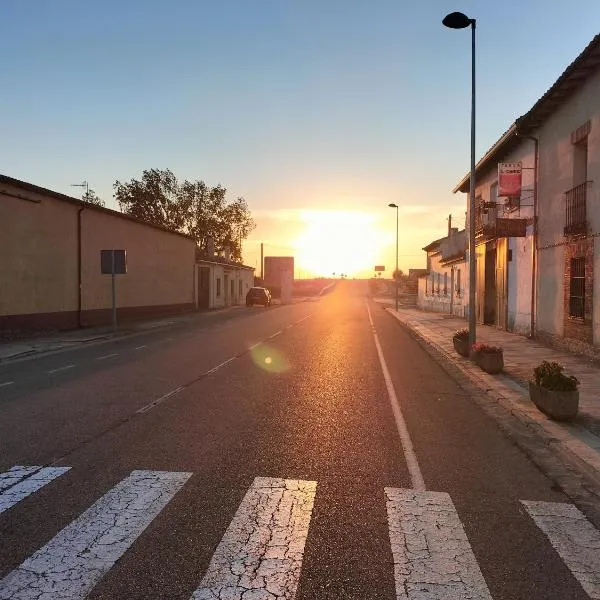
[417,250,466,317]
[80,209,196,325]
[199,261,254,310]
[535,70,600,343]
[0,181,197,332]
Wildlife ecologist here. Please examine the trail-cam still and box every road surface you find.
[0,282,597,599]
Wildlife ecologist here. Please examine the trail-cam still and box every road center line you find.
[295,314,314,324]
[268,330,282,339]
[47,364,75,375]
[0,381,15,388]
[135,345,147,350]
[204,357,236,376]
[367,304,426,491]
[136,386,185,414]
[96,353,118,361]
[248,342,261,350]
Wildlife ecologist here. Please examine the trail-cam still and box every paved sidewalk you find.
[374,299,600,488]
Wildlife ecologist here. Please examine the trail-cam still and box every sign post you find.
[101,250,127,332]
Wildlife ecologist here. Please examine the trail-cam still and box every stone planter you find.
[476,351,504,374]
[529,382,579,421]
[453,337,470,357]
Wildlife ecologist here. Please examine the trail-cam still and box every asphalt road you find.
[0,282,597,599]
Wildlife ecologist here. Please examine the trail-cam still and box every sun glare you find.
[292,210,385,278]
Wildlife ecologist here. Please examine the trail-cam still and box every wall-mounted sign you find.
[495,218,527,238]
[498,162,522,198]
[374,265,385,272]
[101,249,127,274]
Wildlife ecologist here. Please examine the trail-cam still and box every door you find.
[496,238,508,330]
[475,244,486,324]
[197,267,210,310]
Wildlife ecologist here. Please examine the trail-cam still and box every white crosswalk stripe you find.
[0,466,71,515]
[522,500,600,599]
[385,488,493,600]
[190,477,317,600]
[0,469,191,600]
[2,467,600,600]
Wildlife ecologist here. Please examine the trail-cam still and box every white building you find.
[452,34,600,348]
[417,226,467,317]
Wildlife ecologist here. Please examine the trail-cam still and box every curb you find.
[382,306,600,525]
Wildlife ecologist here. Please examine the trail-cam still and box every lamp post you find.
[388,203,399,311]
[443,10,476,348]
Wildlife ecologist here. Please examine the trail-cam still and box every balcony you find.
[564,182,588,235]
[475,204,527,238]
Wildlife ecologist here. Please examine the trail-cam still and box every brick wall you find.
[563,237,594,343]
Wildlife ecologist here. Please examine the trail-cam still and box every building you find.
[452,34,600,349]
[0,175,253,333]
[417,225,467,317]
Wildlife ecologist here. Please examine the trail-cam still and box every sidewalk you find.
[374,298,600,488]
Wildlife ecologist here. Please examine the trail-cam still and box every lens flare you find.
[250,343,290,373]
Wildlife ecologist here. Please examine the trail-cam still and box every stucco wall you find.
[417,251,466,318]
[0,187,79,326]
[535,70,600,341]
[80,209,195,318]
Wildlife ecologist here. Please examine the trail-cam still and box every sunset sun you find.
[292,210,385,278]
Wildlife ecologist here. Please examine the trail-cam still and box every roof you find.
[422,237,444,252]
[453,34,600,194]
[196,255,255,271]
[0,174,194,241]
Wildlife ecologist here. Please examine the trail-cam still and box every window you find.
[231,279,234,297]
[456,268,461,296]
[239,280,242,296]
[431,272,435,294]
[425,276,428,295]
[216,277,221,297]
[444,272,448,296]
[569,257,585,319]
[436,272,440,294]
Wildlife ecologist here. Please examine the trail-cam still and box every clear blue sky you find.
[2,1,599,273]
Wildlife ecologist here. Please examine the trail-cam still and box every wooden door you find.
[476,243,486,324]
[496,238,508,330]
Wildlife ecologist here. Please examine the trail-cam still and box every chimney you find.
[447,214,452,237]
[206,237,215,257]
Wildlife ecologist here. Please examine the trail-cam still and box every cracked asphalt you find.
[0,282,595,599]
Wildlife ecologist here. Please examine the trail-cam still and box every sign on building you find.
[264,256,294,304]
[495,218,527,238]
[498,162,522,198]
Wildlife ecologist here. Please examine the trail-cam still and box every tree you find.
[114,169,255,262]
[393,268,404,281]
[82,188,105,207]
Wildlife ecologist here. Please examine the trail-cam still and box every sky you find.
[2,1,599,277]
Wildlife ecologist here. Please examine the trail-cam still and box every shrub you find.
[453,328,469,341]
[471,343,502,354]
[533,361,579,391]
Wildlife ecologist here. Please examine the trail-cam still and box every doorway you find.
[484,243,497,325]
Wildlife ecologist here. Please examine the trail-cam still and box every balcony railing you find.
[565,182,588,235]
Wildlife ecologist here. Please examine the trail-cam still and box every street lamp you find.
[443,10,477,348]
[388,203,399,311]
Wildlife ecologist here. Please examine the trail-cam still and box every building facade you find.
[417,227,467,317]
[452,34,600,348]
[196,257,254,310]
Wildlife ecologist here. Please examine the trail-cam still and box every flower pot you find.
[453,337,470,357]
[528,382,579,421]
[477,351,504,374]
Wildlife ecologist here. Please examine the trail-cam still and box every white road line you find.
[0,466,41,493]
[386,488,493,600]
[0,381,14,388]
[204,357,236,376]
[268,330,282,339]
[0,470,191,600]
[295,314,314,324]
[96,353,118,361]
[523,500,600,598]
[135,345,147,350]
[367,304,425,491]
[47,364,75,374]
[0,466,71,515]
[248,342,261,350]
[190,477,316,600]
[136,386,185,414]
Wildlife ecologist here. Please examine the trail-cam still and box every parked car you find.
[246,286,271,307]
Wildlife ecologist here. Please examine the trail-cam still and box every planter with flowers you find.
[529,361,579,421]
[471,343,504,374]
[452,329,470,357]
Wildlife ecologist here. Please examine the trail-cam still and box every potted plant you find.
[452,328,470,357]
[471,343,504,374]
[529,361,579,421]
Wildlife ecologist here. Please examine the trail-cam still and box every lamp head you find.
[388,203,398,208]
[442,12,473,29]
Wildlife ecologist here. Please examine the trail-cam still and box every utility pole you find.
[260,243,264,280]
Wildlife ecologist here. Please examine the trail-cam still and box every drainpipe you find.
[77,206,85,328]
[516,132,539,337]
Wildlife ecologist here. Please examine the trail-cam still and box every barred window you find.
[216,277,221,297]
[444,272,448,295]
[569,257,585,318]
[456,269,461,296]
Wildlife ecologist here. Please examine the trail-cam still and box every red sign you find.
[498,162,522,198]
[374,265,385,272]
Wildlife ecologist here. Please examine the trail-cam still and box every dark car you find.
[246,286,271,307]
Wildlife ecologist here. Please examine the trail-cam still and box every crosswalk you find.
[1,465,599,599]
